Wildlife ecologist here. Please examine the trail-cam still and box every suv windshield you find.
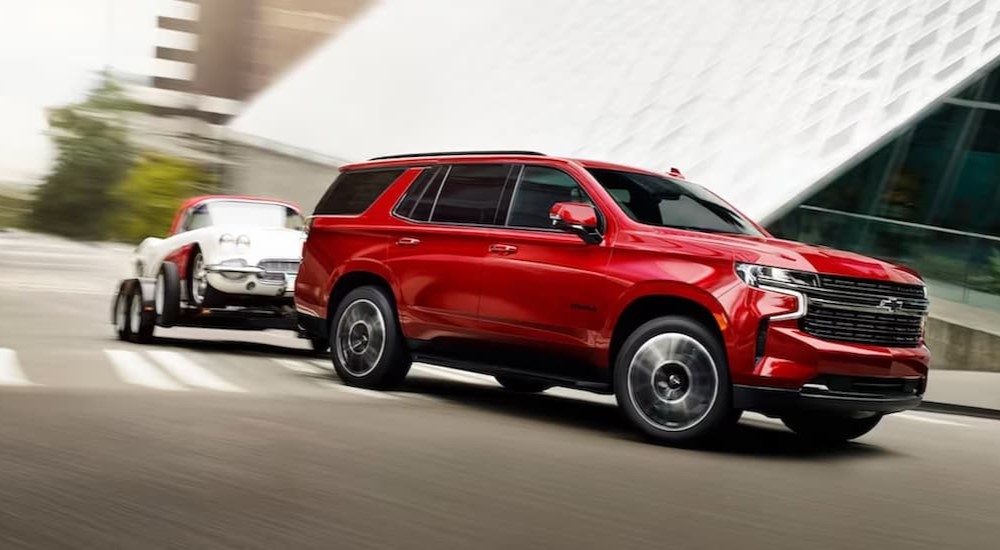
[191,201,305,231]
[586,168,763,237]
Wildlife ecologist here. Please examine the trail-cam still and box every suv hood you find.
[635,229,924,286]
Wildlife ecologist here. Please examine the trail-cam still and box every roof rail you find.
[368,150,546,161]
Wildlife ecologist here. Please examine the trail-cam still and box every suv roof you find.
[342,151,680,179]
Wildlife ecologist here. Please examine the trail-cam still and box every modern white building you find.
[228,0,1000,316]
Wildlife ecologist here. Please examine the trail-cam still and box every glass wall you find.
[769,63,1000,312]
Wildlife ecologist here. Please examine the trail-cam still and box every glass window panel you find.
[931,110,1000,232]
[879,104,971,222]
[805,141,894,213]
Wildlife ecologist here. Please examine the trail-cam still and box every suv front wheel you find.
[329,285,411,389]
[614,316,737,445]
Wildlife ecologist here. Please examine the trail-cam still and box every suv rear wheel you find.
[329,286,411,389]
[614,316,736,445]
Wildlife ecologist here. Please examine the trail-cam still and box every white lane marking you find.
[105,350,186,391]
[308,359,335,372]
[410,363,498,385]
[741,412,785,426]
[276,358,326,375]
[895,412,968,427]
[146,350,244,392]
[315,379,400,400]
[0,348,35,386]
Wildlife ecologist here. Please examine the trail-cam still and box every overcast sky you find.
[0,0,158,184]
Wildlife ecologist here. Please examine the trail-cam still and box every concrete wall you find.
[926,317,1000,373]
[224,143,340,213]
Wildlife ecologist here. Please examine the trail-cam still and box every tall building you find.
[128,0,369,163]
[226,0,1000,368]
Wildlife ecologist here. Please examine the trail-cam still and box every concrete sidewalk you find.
[923,369,1000,415]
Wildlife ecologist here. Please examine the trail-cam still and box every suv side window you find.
[394,167,443,222]
[505,166,590,229]
[314,168,405,215]
[430,164,514,225]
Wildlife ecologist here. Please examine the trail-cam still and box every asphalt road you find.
[1,229,999,549]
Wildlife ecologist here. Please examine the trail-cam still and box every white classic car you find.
[134,195,307,308]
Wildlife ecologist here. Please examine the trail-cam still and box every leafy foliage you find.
[108,154,216,243]
[29,76,140,239]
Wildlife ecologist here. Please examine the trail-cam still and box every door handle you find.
[396,237,421,246]
[488,244,518,255]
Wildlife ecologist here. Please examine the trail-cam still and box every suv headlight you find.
[236,234,251,247]
[219,233,235,245]
[735,263,819,288]
[735,263,814,321]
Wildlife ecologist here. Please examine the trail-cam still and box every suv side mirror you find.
[550,202,601,244]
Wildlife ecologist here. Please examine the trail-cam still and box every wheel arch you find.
[325,268,397,324]
[607,286,730,371]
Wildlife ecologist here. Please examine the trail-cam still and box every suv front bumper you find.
[733,384,921,415]
[732,322,928,415]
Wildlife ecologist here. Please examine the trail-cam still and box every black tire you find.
[113,285,129,341]
[614,316,737,446]
[155,262,181,327]
[124,285,154,344]
[495,375,552,393]
[781,413,882,444]
[329,286,411,389]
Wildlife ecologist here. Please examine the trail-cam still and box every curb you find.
[918,401,1000,421]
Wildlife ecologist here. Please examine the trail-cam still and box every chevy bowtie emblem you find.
[878,297,905,313]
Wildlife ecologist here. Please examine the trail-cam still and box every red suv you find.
[297,151,930,445]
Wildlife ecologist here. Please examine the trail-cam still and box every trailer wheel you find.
[155,262,181,327]
[125,284,155,343]
[113,286,129,340]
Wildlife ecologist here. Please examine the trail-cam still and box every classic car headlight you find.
[219,233,235,245]
[219,258,248,280]
[236,234,251,247]
[735,263,815,321]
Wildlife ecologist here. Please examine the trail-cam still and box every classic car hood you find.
[630,228,923,285]
[208,226,306,262]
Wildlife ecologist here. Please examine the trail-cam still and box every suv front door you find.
[476,164,613,373]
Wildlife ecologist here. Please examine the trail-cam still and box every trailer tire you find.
[156,262,181,327]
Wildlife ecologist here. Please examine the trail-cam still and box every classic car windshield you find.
[194,201,304,230]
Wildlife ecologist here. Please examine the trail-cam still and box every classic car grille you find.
[799,274,927,348]
[258,260,300,283]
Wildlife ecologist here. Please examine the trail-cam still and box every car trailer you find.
[110,261,302,345]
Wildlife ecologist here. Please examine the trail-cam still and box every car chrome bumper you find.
[205,271,296,297]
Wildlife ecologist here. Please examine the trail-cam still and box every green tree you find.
[30,75,138,239]
[107,154,216,243]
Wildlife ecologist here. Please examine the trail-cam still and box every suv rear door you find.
[476,164,613,370]
[385,163,518,344]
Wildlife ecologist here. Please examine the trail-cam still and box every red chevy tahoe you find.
[296,151,930,445]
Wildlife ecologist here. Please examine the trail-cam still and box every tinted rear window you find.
[394,167,441,221]
[314,168,405,215]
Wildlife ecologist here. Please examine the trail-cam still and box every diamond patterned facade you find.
[229,0,1000,222]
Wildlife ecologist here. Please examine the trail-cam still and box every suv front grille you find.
[759,272,928,348]
[799,274,927,348]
